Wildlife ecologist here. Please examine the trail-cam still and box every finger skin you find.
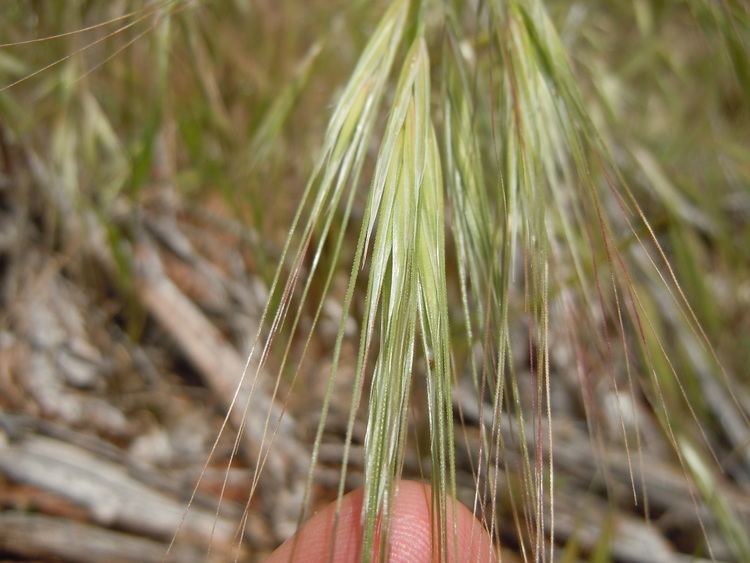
[265,480,496,563]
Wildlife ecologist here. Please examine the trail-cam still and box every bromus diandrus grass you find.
[219,0,750,560]
[1,0,749,561]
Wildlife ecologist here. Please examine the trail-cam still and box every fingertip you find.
[265,481,496,563]
[264,488,364,563]
[387,481,496,563]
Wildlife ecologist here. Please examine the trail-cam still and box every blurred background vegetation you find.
[0,1,748,562]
